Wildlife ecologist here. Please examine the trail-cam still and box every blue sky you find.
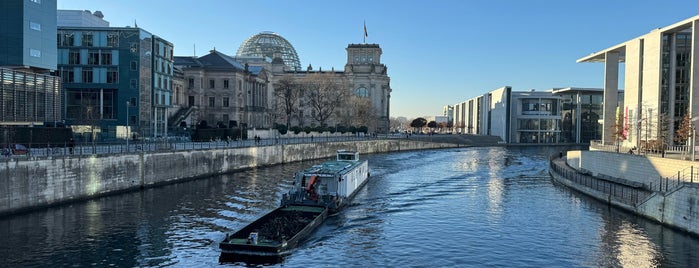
[58,0,699,119]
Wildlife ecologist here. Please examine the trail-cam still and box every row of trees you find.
[274,124,369,135]
[388,116,454,133]
[609,108,698,154]
[273,73,377,131]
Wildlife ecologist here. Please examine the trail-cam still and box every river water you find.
[2,147,699,267]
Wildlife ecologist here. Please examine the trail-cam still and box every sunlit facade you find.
[453,87,610,144]
[577,14,699,148]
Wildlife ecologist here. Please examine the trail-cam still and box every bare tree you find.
[389,116,408,132]
[301,72,348,126]
[608,113,626,152]
[274,76,300,127]
[347,95,377,129]
[675,112,692,146]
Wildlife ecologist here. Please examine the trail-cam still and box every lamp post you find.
[126,100,130,152]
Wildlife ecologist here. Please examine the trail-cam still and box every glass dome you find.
[236,32,301,71]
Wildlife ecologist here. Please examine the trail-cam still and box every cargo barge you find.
[219,150,369,263]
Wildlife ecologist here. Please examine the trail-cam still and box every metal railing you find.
[589,140,688,157]
[1,133,404,160]
[550,158,653,206]
[654,166,699,193]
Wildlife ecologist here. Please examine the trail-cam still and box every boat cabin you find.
[336,150,359,162]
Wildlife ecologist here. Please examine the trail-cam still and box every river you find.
[1,147,698,267]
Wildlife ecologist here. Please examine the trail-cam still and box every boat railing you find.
[283,189,338,208]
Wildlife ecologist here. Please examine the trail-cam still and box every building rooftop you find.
[577,14,699,63]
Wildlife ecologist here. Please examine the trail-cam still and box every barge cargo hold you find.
[219,205,327,263]
[219,150,369,264]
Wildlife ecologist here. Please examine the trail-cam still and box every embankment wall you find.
[555,150,699,235]
[0,140,456,215]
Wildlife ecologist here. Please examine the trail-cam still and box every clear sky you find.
[58,0,699,119]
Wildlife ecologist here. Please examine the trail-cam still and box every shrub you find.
[274,124,288,135]
[358,126,368,134]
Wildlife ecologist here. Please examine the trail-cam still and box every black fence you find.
[549,159,653,206]
[1,133,395,159]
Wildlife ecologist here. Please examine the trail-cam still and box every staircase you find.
[169,106,197,128]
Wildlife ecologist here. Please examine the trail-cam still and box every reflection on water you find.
[0,147,698,267]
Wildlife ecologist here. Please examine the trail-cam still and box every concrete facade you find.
[0,140,456,215]
[578,15,699,149]
[56,10,109,27]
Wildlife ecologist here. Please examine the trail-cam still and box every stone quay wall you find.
[552,150,699,235]
[0,140,456,216]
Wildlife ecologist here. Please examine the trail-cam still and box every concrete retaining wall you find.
[558,150,699,234]
[567,150,699,187]
[0,139,456,215]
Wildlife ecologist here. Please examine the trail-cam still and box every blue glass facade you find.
[57,27,173,140]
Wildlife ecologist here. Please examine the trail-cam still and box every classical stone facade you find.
[173,50,271,129]
[262,43,392,133]
[172,33,392,133]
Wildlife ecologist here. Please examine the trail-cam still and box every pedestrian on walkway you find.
[68,138,75,155]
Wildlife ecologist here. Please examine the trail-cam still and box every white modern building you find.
[578,14,699,149]
[453,86,609,144]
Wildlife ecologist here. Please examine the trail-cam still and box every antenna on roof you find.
[193,43,196,57]
[134,19,137,28]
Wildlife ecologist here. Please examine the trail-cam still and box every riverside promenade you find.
[1,136,471,216]
[550,149,699,235]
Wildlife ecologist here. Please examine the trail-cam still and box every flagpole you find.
[363,20,367,44]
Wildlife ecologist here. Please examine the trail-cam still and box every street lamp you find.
[126,100,130,152]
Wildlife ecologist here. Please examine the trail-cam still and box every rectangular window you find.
[61,68,74,83]
[88,50,99,65]
[130,79,137,89]
[223,97,230,107]
[30,22,41,31]
[188,78,194,89]
[82,68,93,83]
[130,61,137,71]
[69,49,80,64]
[107,33,119,47]
[60,33,74,46]
[29,49,41,58]
[82,32,93,47]
[223,79,229,89]
[209,79,215,89]
[130,43,138,54]
[100,52,112,65]
[209,97,215,107]
[161,94,165,106]
[107,68,118,83]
